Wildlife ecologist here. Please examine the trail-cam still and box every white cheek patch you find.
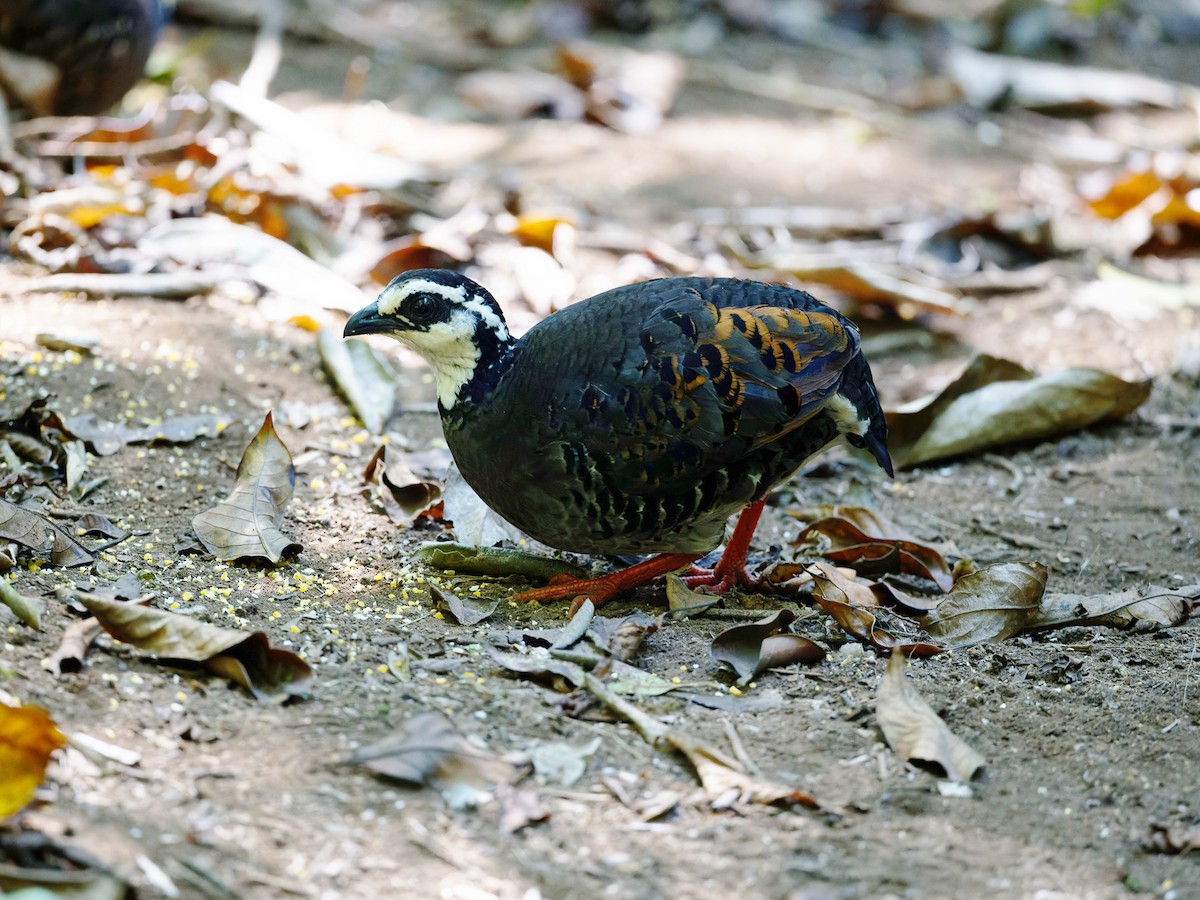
[824,393,868,436]
[396,309,481,407]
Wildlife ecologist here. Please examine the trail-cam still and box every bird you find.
[344,269,892,610]
[0,0,165,118]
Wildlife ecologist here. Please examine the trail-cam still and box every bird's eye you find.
[846,433,867,449]
[409,294,440,323]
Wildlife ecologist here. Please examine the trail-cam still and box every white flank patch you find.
[824,393,869,437]
[462,294,509,341]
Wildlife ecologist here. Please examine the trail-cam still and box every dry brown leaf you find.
[806,563,942,656]
[876,652,986,783]
[192,412,300,564]
[775,261,959,317]
[922,562,1048,648]
[0,499,94,568]
[79,594,312,699]
[662,728,821,808]
[663,574,721,618]
[351,711,513,809]
[63,412,227,456]
[887,355,1151,469]
[362,444,446,524]
[794,513,953,592]
[44,617,104,676]
[588,611,659,662]
[429,582,499,626]
[710,610,824,685]
[497,784,550,833]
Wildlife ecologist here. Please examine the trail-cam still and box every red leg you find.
[682,498,767,593]
[508,552,702,613]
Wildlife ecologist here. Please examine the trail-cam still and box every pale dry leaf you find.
[887,355,1151,469]
[876,652,985,783]
[192,412,300,564]
[1029,583,1198,632]
[320,328,399,435]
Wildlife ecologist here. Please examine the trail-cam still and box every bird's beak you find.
[343,301,391,338]
[866,428,894,478]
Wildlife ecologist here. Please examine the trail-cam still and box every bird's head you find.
[343,269,512,409]
[826,352,894,478]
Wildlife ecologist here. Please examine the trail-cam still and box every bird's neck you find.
[438,325,516,420]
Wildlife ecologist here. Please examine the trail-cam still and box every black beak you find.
[343,302,391,338]
[865,426,894,478]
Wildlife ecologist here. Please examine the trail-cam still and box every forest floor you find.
[2,7,1199,899]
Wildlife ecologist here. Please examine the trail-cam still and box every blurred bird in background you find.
[0,0,165,117]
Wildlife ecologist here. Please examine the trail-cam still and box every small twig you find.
[983,454,1025,495]
[971,519,1059,552]
[18,272,222,298]
[722,721,761,777]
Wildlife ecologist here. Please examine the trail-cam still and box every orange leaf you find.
[0,704,66,818]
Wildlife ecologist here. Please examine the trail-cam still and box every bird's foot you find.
[508,552,701,614]
[679,560,762,594]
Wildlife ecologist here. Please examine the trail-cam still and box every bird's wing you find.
[530,279,860,498]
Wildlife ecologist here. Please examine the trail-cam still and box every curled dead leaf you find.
[886,355,1152,469]
[710,610,825,686]
[876,652,985,783]
[192,412,300,564]
[78,593,312,699]
[806,563,941,657]
[0,499,94,568]
[362,444,446,525]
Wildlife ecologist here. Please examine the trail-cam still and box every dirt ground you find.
[3,11,1200,900]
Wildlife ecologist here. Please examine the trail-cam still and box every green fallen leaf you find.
[192,412,300,564]
[886,355,1152,469]
[413,542,588,581]
[0,579,41,629]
